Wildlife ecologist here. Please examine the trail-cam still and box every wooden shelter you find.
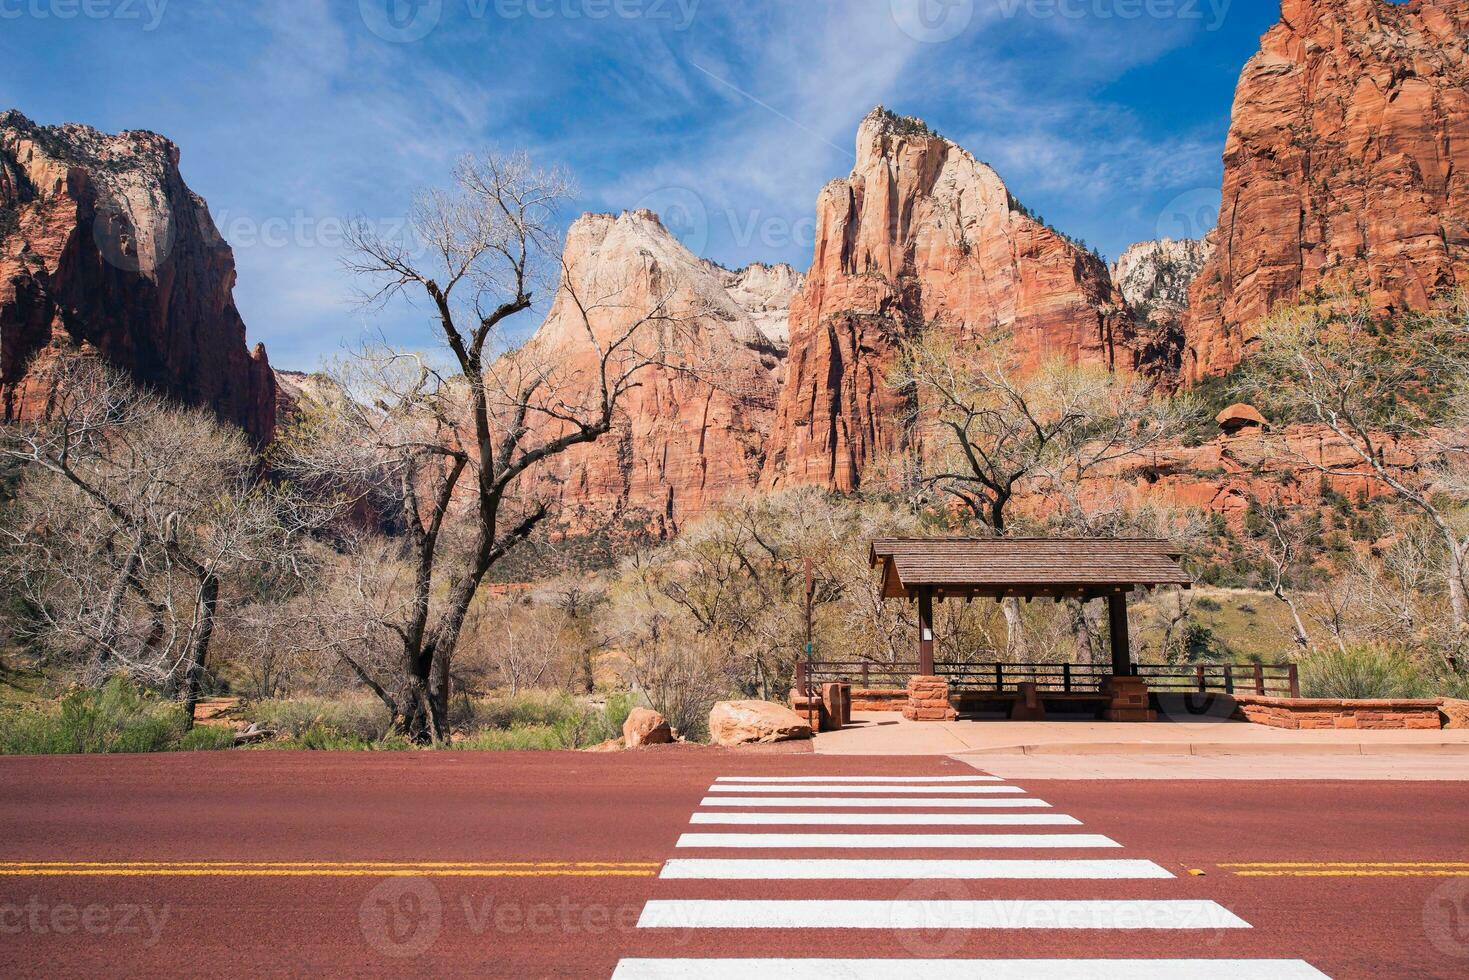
[869,538,1193,677]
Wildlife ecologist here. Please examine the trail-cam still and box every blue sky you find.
[2,0,1281,370]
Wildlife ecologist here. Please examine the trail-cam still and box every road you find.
[1,749,1467,977]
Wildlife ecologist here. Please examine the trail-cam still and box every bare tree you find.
[1243,285,1469,669]
[276,153,696,742]
[893,330,1182,655]
[1240,494,1316,650]
[1,359,305,723]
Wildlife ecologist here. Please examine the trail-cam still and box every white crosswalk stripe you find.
[676,832,1121,849]
[689,812,1081,826]
[714,775,1003,783]
[660,858,1173,879]
[699,796,1045,807]
[706,784,1024,794]
[637,898,1250,929]
[614,771,1328,978]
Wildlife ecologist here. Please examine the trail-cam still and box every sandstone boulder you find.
[1216,403,1268,435]
[621,707,673,748]
[708,700,813,747]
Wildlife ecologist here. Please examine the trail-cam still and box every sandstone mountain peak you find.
[514,206,797,533]
[1184,0,1469,379]
[1,112,276,443]
[761,112,1139,492]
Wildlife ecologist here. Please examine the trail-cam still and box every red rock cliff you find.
[1186,0,1469,379]
[761,108,1139,492]
[516,210,798,535]
[0,110,276,443]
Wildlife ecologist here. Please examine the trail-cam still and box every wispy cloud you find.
[2,0,1275,367]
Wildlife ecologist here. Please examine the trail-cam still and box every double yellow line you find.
[1223,862,1469,877]
[0,861,662,878]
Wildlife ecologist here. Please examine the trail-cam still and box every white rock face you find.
[721,261,802,347]
[533,210,794,359]
[1111,237,1214,314]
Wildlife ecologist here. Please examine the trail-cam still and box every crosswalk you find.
[613,771,1329,978]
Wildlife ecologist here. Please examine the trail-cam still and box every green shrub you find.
[1298,643,1431,699]
[267,722,416,751]
[0,678,188,754]
[459,691,628,749]
[600,692,637,735]
[246,698,391,741]
[1430,670,1469,700]
[471,691,585,730]
[453,725,565,751]
[177,725,237,751]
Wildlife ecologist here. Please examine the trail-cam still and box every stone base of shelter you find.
[1102,675,1155,722]
[903,675,957,722]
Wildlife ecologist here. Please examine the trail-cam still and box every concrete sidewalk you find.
[813,711,1469,778]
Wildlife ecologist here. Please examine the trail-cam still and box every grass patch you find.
[452,725,566,750]
[0,677,228,754]
[244,697,392,742]
[264,723,415,751]
[177,725,240,751]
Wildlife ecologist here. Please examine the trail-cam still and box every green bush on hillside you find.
[1297,643,1431,699]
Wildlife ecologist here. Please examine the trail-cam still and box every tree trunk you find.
[1441,528,1468,671]
[179,573,219,730]
[1274,588,1310,650]
[1066,599,1096,664]
[394,645,451,745]
[93,538,144,682]
[1001,598,1029,659]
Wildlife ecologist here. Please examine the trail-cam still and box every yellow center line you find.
[1219,862,1469,868]
[1233,870,1469,877]
[0,859,664,878]
[1219,861,1469,878]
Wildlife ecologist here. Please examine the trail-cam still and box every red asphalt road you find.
[1,749,1467,978]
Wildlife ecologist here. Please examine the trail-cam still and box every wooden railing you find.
[794,659,1300,699]
[1136,662,1300,698]
[797,660,921,690]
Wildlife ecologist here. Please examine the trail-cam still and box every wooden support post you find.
[917,588,935,677]
[1063,662,1072,694]
[1253,662,1266,696]
[1288,663,1300,699]
[1195,664,1206,693]
[1107,592,1132,677]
